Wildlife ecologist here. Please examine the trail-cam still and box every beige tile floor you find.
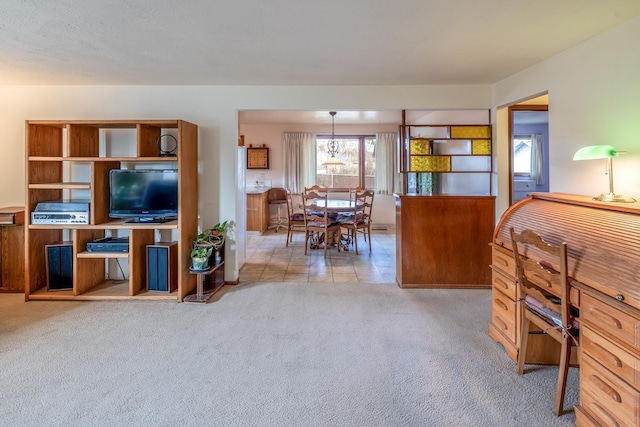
[240,227,397,284]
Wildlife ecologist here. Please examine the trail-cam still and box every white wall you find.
[492,17,640,219]
[240,122,400,227]
[0,85,491,280]
[4,15,638,281]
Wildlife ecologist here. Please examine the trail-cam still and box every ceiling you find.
[1,0,639,86]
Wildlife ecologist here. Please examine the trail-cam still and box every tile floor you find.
[239,227,397,284]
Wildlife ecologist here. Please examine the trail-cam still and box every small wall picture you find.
[247,147,269,169]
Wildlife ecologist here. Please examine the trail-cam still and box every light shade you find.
[322,156,344,166]
[572,144,618,161]
[572,144,635,203]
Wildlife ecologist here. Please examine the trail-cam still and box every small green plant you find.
[190,246,212,259]
[192,220,230,250]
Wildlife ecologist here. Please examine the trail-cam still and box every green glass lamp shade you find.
[572,145,618,160]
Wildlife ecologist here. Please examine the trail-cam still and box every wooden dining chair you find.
[302,189,342,258]
[285,189,305,246]
[339,189,375,254]
[304,185,328,194]
[510,227,578,416]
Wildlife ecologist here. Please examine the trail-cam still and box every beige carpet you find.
[0,282,577,426]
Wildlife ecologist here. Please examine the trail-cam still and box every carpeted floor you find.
[0,282,577,426]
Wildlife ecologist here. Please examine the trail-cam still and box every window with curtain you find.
[315,135,375,189]
[283,132,316,193]
[284,131,397,193]
[513,133,544,185]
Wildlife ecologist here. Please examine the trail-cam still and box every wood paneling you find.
[395,195,494,288]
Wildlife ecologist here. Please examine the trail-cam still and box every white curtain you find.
[283,132,316,193]
[530,133,544,185]
[375,132,398,194]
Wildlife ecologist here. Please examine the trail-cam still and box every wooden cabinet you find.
[489,192,640,425]
[0,206,25,292]
[246,189,269,233]
[24,120,198,302]
[394,194,494,288]
[576,291,640,427]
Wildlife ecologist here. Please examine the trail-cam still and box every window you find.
[513,135,532,175]
[316,135,375,189]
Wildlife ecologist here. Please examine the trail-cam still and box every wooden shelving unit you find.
[399,123,492,195]
[24,120,199,302]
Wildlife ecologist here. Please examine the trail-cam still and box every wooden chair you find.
[284,189,305,246]
[303,185,328,194]
[510,227,578,416]
[339,188,375,254]
[302,189,342,258]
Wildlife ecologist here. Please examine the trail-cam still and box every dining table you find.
[303,198,365,251]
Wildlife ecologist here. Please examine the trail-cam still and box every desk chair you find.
[302,189,342,258]
[285,189,305,246]
[339,189,375,254]
[510,227,578,416]
[267,187,288,232]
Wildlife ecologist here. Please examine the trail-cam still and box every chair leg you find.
[553,337,573,416]
[517,315,530,375]
[353,227,359,254]
[367,225,372,253]
[304,230,309,255]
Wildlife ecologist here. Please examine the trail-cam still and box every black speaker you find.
[46,242,73,291]
[147,242,177,292]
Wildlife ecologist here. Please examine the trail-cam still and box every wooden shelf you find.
[28,156,179,162]
[24,119,199,302]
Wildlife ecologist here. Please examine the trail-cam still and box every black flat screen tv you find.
[109,169,178,223]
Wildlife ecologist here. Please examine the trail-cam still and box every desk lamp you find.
[572,144,636,202]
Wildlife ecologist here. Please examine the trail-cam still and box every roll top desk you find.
[489,193,640,426]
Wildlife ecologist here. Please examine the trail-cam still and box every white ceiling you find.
[1,0,639,85]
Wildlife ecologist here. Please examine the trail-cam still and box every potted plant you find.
[190,220,229,270]
[190,245,213,270]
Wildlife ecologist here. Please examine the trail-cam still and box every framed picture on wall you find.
[247,147,269,169]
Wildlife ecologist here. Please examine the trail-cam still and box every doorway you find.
[508,96,549,205]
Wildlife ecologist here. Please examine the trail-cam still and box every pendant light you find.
[322,111,344,166]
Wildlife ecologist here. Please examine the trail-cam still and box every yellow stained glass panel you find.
[450,126,491,139]
[472,139,491,155]
[410,155,451,172]
[410,138,430,155]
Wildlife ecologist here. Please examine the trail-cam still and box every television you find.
[109,169,178,223]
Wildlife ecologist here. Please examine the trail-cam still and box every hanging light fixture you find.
[322,111,344,166]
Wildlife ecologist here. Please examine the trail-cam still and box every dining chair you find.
[510,227,578,416]
[302,189,342,258]
[340,189,374,254]
[304,185,328,194]
[285,189,305,247]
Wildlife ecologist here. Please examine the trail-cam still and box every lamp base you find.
[593,193,637,203]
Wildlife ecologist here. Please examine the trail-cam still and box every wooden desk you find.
[488,193,640,426]
[0,206,25,293]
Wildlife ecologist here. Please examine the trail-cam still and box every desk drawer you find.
[492,290,517,342]
[582,327,640,390]
[581,354,640,427]
[583,293,640,352]
[492,247,515,277]
[491,266,516,300]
